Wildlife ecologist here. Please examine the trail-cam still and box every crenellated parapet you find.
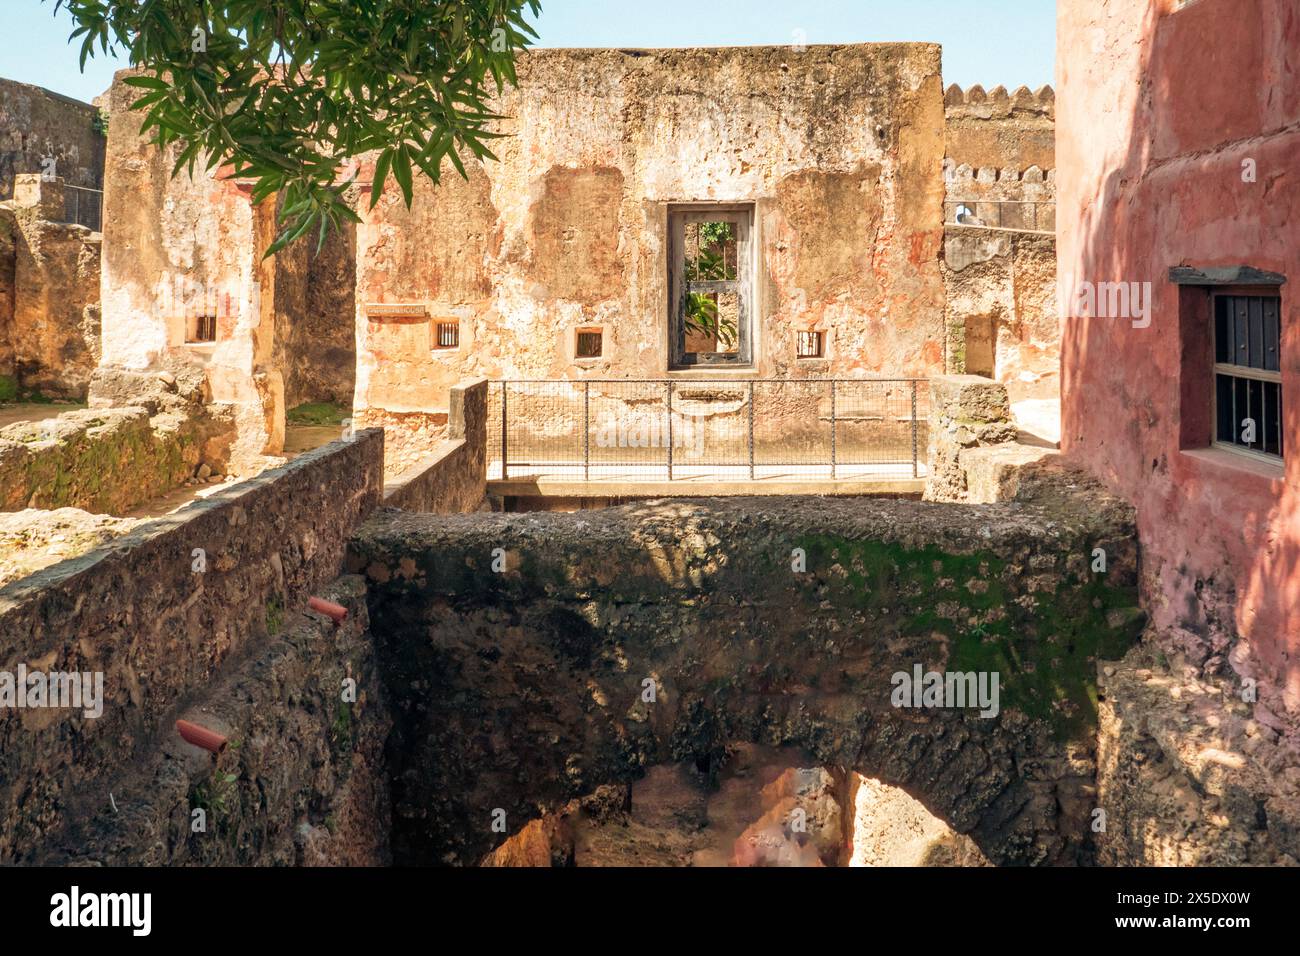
[943,162,1056,209]
[943,83,1055,116]
[943,83,1056,179]
[945,162,1055,184]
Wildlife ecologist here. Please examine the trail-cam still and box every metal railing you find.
[488,379,929,483]
[62,184,103,231]
[944,199,1054,234]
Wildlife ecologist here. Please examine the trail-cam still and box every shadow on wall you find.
[1059,0,1300,715]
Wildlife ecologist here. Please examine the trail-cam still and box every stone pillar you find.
[923,374,1017,501]
[449,377,488,486]
[12,174,65,221]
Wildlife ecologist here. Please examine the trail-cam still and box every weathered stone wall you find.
[0,362,236,514]
[383,379,487,509]
[272,209,357,410]
[98,72,360,464]
[0,406,207,513]
[0,429,384,861]
[0,208,14,390]
[354,45,947,461]
[942,229,1058,392]
[940,84,1057,394]
[98,73,286,471]
[0,79,105,200]
[349,486,1145,866]
[0,178,102,400]
[1096,645,1300,866]
[40,575,390,866]
[944,84,1054,174]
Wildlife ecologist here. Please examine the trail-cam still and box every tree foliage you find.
[52,0,540,253]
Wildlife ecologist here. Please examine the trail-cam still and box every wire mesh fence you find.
[488,379,929,482]
[62,185,103,232]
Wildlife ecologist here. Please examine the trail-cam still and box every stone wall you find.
[0,79,105,200]
[944,84,1054,173]
[383,379,488,508]
[97,72,356,471]
[1096,645,1300,866]
[40,575,390,866]
[0,208,13,392]
[0,179,102,400]
[271,208,357,410]
[942,229,1058,394]
[349,486,1145,866]
[0,429,385,861]
[0,406,209,514]
[98,72,277,472]
[354,45,947,461]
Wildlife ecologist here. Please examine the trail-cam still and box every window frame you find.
[1210,290,1284,464]
[433,320,460,350]
[575,326,604,360]
[667,203,755,370]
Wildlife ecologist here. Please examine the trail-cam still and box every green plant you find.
[91,107,109,136]
[265,594,284,637]
[0,375,17,404]
[193,769,240,817]
[53,0,541,253]
[287,401,347,426]
[683,226,738,348]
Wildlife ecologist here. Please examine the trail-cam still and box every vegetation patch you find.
[287,402,348,426]
[796,533,1142,740]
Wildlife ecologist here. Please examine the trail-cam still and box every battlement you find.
[944,163,1056,183]
[944,83,1055,114]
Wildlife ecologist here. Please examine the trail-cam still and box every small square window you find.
[434,321,460,350]
[188,315,217,343]
[576,328,603,359]
[796,330,824,359]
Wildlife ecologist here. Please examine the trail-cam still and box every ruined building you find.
[0,7,1296,870]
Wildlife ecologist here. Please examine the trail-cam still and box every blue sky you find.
[2,0,1055,104]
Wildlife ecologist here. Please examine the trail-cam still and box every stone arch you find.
[351,493,1143,866]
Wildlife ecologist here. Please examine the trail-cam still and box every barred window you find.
[796,330,824,359]
[188,315,217,343]
[576,328,603,359]
[1214,293,1283,459]
[435,321,460,350]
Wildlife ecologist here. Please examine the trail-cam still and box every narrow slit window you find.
[1213,293,1284,461]
[435,321,460,350]
[796,330,824,359]
[576,328,603,359]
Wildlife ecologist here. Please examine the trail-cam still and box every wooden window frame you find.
[668,204,755,369]
[1210,290,1284,464]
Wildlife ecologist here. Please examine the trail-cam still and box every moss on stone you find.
[288,402,347,426]
[796,532,1141,741]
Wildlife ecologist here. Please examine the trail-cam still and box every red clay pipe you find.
[308,596,348,624]
[176,719,227,754]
